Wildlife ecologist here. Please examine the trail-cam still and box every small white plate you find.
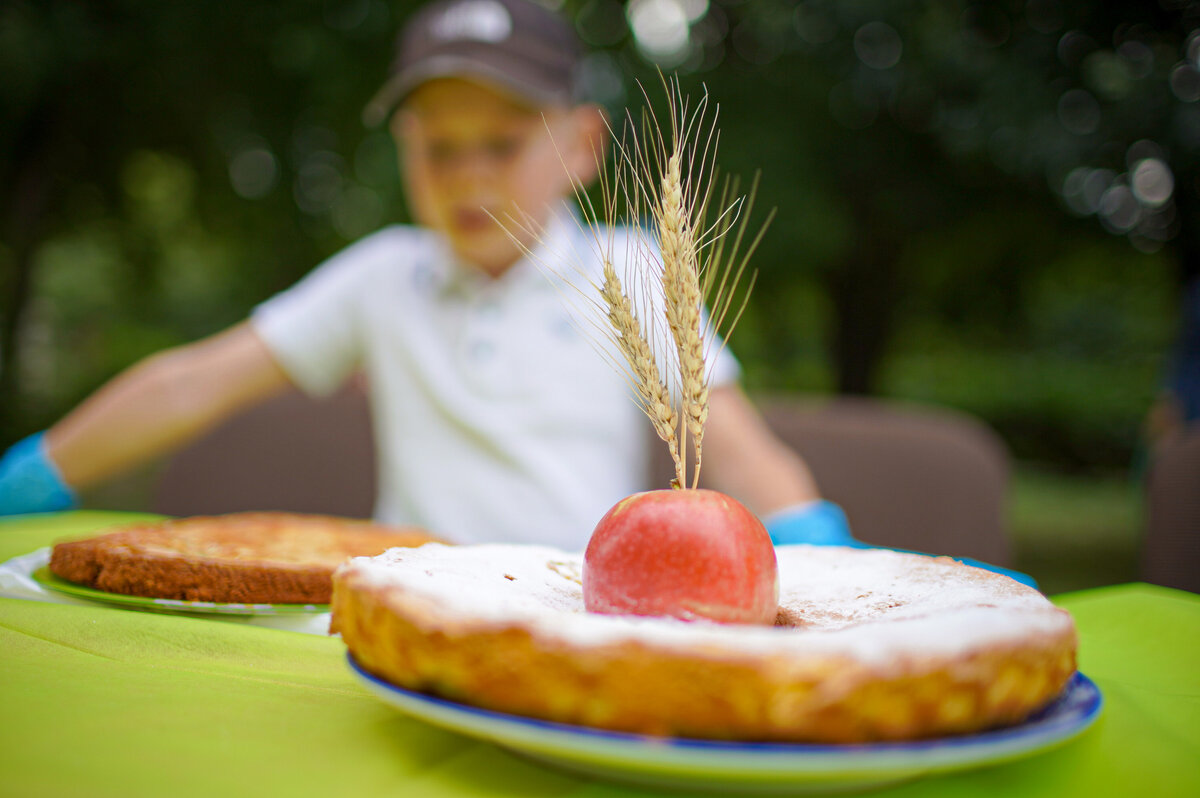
[348,655,1102,793]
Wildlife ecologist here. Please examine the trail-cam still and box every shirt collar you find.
[436,205,582,298]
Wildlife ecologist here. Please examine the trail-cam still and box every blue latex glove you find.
[764,499,1038,590]
[0,432,77,515]
[763,500,855,546]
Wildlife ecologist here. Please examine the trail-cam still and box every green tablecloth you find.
[1,512,1196,798]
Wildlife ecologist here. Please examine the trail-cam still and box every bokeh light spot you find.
[854,21,902,70]
[229,148,278,200]
[1057,88,1100,135]
[1126,139,1165,167]
[294,151,345,215]
[1061,166,1092,215]
[1098,184,1140,232]
[627,0,690,64]
[1170,62,1200,102]
[1057,30,1097,68]
[1082,168,1116,214]
[1188,29,1200,66]
[122,151,195,228]
[1130,158,1174,207]
[1082,51,1132,101]
[1117,40,1154,79]
[679,0,708,24]
[332,185,385,239]
[793,1,836,46]
[577,52,627,110]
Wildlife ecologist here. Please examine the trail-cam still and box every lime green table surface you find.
[1,512,1196,798]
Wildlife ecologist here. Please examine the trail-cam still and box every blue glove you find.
[763,500,856,546]
[0,432,77,515]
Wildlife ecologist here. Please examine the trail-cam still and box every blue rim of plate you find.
[31,565,328,615]
[347,652,1103,783]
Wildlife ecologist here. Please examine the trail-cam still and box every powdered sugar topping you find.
[343,543,1073,665]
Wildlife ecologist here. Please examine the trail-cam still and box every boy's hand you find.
[763,500,855,546]
[0,432,77,515]
[765,500,1039,589]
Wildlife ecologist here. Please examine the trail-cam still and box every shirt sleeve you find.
[250,228,400,397]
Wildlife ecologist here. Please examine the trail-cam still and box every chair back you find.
[1142,427,1200,593]
[647,396,1013,565]
[155,389,1013,569]
[151,385,376,518]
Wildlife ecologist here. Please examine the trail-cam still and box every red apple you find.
[582,488,779,625]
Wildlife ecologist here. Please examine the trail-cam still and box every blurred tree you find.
[0,0,1185,470]
[599,0,1192,395]
[0,0,404,441]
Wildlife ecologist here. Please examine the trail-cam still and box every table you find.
[1,512,1196,798]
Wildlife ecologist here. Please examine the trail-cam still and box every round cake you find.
[331,543,1077,743]
[50,512,441,604]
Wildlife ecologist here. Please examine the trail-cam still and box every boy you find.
[0,0,850,549]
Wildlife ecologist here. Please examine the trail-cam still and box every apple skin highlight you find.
[582,489,780,625]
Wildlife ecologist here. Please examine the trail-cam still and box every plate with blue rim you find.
[347,654,1101,794]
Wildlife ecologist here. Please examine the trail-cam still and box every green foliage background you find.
[0,0,1186,479]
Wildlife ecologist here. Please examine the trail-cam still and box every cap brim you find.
[362,53,572,127]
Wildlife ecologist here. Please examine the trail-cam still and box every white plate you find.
[348,655,1102,793]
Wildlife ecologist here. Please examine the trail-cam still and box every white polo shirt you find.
[251,211,739,550]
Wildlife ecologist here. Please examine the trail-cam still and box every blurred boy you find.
[0,0,849,548]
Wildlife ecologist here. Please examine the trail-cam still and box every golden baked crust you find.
[50,512,441,604]
[332,544,1078,743]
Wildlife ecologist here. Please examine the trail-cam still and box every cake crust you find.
[50,512,440,604]
[332,544,1077,743]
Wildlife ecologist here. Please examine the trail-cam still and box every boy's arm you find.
[4,322,293,509]
[701,384,819,511]
[702,385,853,545]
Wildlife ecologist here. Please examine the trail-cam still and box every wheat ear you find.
[598,75,764,490]
[634,77,726,489]
[657,149,708,488]
[487,77,765,492]
[598,257,682,483]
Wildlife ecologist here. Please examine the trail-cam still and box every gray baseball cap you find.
[363,0,583,126]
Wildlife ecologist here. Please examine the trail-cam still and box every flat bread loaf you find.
[50,512,440,604]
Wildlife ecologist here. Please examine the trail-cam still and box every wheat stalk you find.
[598,256,683,481]
[634,77,756,490]
[658,149,708,488]
[489,76,767,491]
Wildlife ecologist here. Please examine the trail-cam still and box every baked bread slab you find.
[50,512,440,604]
[332,543,1077,743]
